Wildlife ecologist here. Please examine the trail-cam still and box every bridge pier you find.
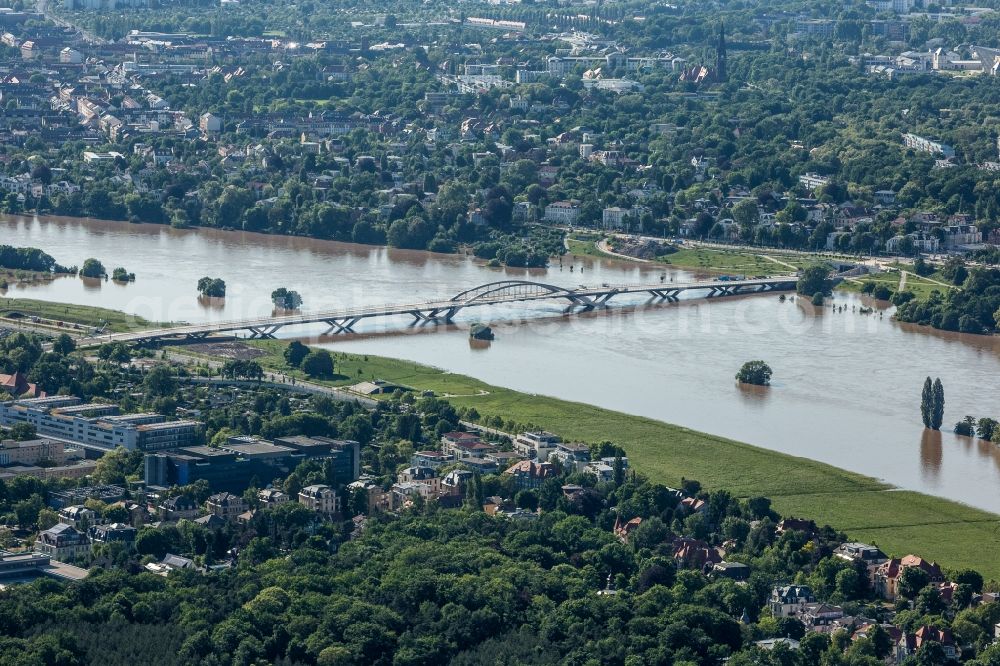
[246,325,282,339]
[646,289,680,302]
[409,306,462,325]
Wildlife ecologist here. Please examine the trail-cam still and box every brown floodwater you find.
[3,214,1000,513]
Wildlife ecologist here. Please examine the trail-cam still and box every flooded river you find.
[3,214,1000,512]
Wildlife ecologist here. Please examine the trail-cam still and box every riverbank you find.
[235,338,1000,579]
[0,297,152,333]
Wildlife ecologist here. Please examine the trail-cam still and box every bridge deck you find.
[83,276,797,346]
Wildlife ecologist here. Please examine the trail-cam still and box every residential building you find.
[441,431,483,455]
[460,458,498,475]
[867,0,914,13]
[397,466,440,494]
[0,372,44,398]
[886,232,940,254]
[941,224,982,249]
[0,438,67,466]
[88,523,137,549]
[205,492,248,520]
[902,133,955,158]
[513,431,561,461]
[777,517,818,535]
[59,47,83,64]
[874,190,897,206]
[770,585,816,618]
[602,206,649,230]
[257,489,290,506]
[613,516,642,542]
[875,555,944,600]
[346,479,388,514]
[551,442,591,470]
[834,542,887,565]
[0,396,201,453]
[543,201,580,225]
[582,459,613,482]
[795,19,835,38]
[145,553,196,575]
[195,514,227,529]
[411,450,454,469]
[34,523,91,560]
[441,469,473,495]
[200,112,222,134]
[441,432,495,460]
[299,484,340,516]
[799,173,831,190]
[673,537,723,569]
[504,460,557,490]
[57,506,97,529]
[895,626,957,663]
[713,561,751,581]
[799,603,846,633]
[389,481,437,509]
[158,494,199,521]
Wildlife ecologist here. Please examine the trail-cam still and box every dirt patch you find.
[186,341,267,360]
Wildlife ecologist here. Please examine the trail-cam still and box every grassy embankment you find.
[241,339,1000,579]
[0,297,152,333]
[837,265,955,302]
[565,234,618,260]
[566,238,831,276]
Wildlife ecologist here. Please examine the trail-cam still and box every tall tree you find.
[920,376,933,428]
[931,378,945,431]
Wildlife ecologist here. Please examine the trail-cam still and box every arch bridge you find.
[81,276,797,346]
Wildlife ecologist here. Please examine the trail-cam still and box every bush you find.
[736,360,772,386]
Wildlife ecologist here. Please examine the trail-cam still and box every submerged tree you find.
[735,361,772,386]
[920,377,933,428]
[271,287,303,310]
[197,276,226,298]
[931,378,945,431]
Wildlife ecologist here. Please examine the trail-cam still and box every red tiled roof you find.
[0,372,44,398]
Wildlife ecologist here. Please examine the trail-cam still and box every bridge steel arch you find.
[435,280,604,322]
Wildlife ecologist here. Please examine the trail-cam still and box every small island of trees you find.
[79,258,106,278]
[111,267,135,282]
[736,360,772,386]
[197,276,226,298]
[271,287,303,310]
